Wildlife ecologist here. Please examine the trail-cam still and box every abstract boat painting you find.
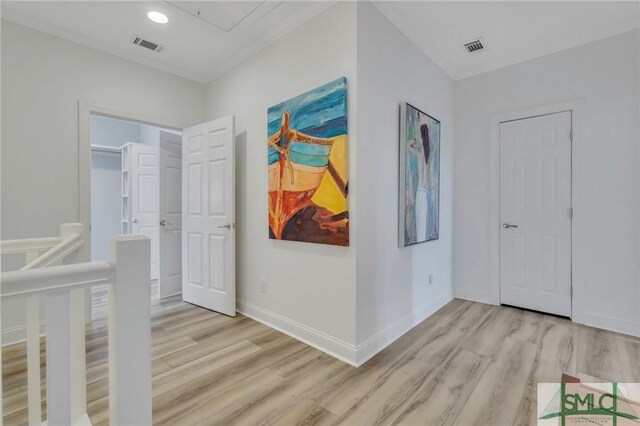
[267,77,349,246]
[399,102,440,246]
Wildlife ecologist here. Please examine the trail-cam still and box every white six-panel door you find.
[159,131,183,298]
[130,144,160,280]
[182,117,236,316]
[499,111,572,316]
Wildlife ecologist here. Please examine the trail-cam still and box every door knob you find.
[218,223,232,229]
[503,223,518,229]
[160,219,172,226]
[133,218,139,223]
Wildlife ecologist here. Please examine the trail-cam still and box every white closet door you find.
[130,144,160,280]
[158,131,183,298]
[182,116,236,316]
[499,111,572,317]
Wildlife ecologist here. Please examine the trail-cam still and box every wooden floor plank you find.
[460,305,519,359]
[614,334,640,383]
[153,340,262,397]
[453,337,538,425]
[512,317,578,426]
[266,399,337,426]
[577,324,627,382]
[393,348,491,425]
[333,358,436,425]
[215,356,352,426]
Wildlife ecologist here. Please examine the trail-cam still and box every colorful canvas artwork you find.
[267,77,349,246]
[399,102,440,246]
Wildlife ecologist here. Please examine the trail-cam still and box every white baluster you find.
[25,251,42,426]
[0,279,3,426]
[108,235,151,425]
[46,291,73,426]
[43,223,86,426]
[60,224,87,423]
[26,296,42,425]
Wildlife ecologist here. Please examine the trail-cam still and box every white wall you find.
[204,2,358,362]
[354,2,455,363]
[91,152,122,261]
[91,115,141,148]
[1,19,205,244]
[1,19,205,341]
[454,30,640,337]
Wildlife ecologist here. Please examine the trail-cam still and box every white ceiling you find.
[2,1,638,83]
[373,1,640,80]
[0,1,335,83]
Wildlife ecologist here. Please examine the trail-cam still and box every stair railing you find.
[1,223,85,425]
[1,232,152,426]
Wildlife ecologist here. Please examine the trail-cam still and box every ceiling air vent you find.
[132,36,164,53]
[464,38,485,54]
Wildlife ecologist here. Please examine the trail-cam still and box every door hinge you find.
[570,284,573,298]
[569,128,573,141]
[569,207,573,219]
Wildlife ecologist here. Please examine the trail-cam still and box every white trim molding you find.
[580,311,640,339]
[78,101,187,322]
[78,100,184,261]
[454,288,497,306]
[236,299,358,366]
[238,292,453,367]
[355,291,453,366]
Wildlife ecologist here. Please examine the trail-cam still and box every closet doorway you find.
[90,115,183,314]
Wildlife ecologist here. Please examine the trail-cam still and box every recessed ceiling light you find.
[147,11,168,24]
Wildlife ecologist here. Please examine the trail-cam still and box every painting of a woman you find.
[400,103,440,246]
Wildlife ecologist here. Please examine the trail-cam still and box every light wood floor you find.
[3,293,639,425]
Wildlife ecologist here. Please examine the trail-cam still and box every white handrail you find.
[2,261,114,300]
[0,236,61,255]
[21,232,84,270]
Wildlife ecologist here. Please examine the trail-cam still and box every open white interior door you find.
[159,131,183,298]
[130,143,159,280]
[182,117,236,316]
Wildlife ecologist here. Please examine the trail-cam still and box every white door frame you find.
[488,99,584,320]
[78,101,184,319]
[79,101,184,260]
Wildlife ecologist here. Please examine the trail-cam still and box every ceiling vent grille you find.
[132,36,163,53]
[464,38,485,54]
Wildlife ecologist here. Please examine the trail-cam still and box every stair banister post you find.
[25,251,42,426]
[60,223,88,423]
[46,290,74,425]
[108,235,152,426]
[59,223,93,325]
[46,223,86,426]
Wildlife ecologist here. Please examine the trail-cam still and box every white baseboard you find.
[236,300,359,366]
[238,291,454,368]
[454,287,499,306]
[456,287,639,338]
[355,291,453,366]
[2,321,46,346]
[576,311,640,338]
[158,290,182,300]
